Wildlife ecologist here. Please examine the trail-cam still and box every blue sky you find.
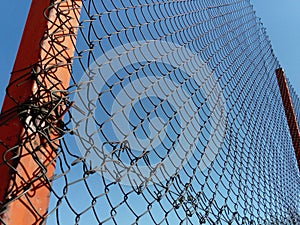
[0,0,299,107]
[251,0,300,93]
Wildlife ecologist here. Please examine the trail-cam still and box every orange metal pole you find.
[276,68,300,170]
[0,0,82,224]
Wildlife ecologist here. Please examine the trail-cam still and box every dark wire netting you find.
[0,0,299,225]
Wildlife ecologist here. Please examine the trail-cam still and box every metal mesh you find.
[0,0,300,224]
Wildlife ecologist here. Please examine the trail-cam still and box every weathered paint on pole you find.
[276,68,300,170]
[0,0,82,224]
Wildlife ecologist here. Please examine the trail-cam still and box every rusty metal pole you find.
[275,68,300,170]
[0,0,82,224]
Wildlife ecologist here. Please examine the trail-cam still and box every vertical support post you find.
[276,68,300,170]
[0,0,82,224]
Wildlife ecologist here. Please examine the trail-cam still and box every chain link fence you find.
[0,0,299,224]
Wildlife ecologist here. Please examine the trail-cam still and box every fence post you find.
[275,68,300,170]
[0,0,82,224]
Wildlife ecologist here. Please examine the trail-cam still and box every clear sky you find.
[251,0,300,94]
[0,0,299,108]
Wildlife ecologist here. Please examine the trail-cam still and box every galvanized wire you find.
[0,0,300,225]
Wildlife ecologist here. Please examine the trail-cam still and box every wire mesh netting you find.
[0,0,300,224]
